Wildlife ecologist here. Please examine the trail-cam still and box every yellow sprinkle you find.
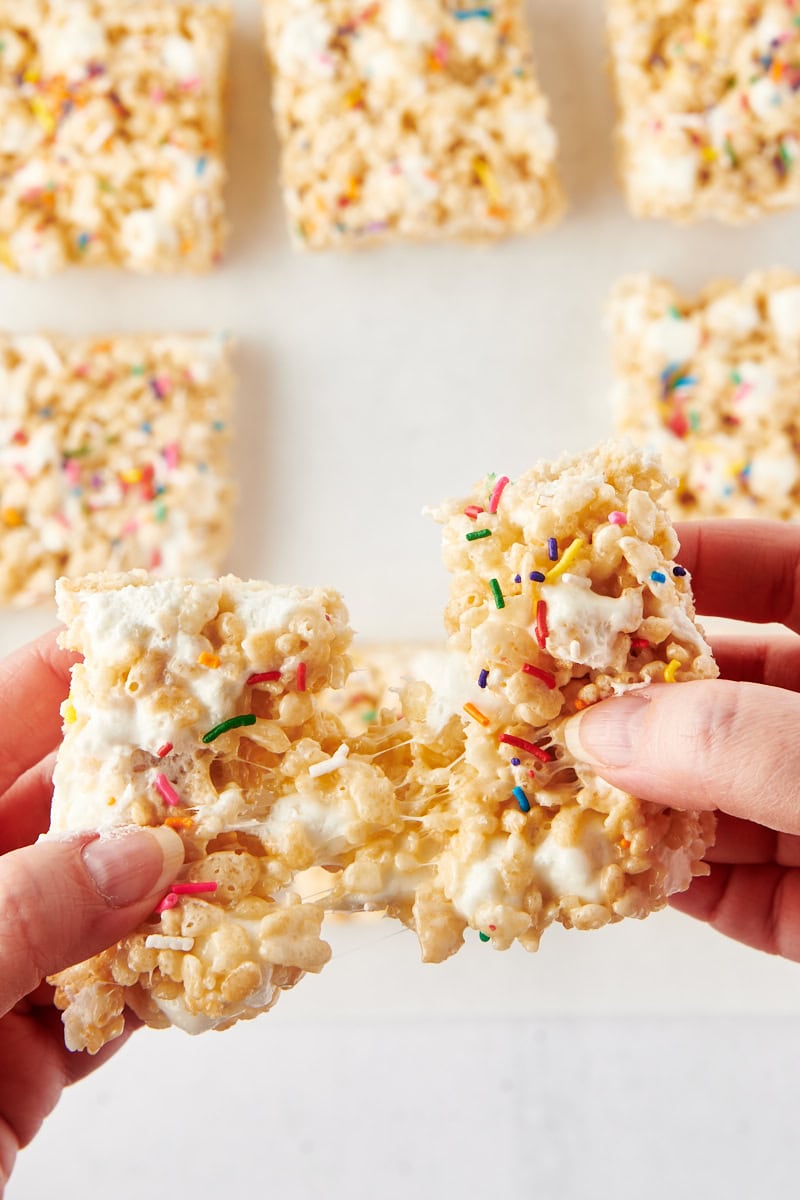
[107,797,117,807]
[701,146,717,162]
[473,157,502,204]
[544,537,585,584]
[30,96,56,135]
[463,702,491,727]
[344,85,364,109]
[663,659,681,683]
[61,699,77,724]
[23,68,40,84]
[695,30,712,47]
[0,240,13,269]
[197,651,221,669]
[120,467,144,484]
[1,507,23,527]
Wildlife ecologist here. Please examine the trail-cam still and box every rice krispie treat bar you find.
[0,0,230,275]
[262,0,564,247]
[607,1,800,223]
[0,332,233,604]
[609,270,800,519]
[50,443,716,1052]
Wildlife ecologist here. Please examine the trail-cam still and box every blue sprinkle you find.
[530,571,545,582]
[514,574,521,584]
[198,462,209,473]
[212,420,226,431]
[650,570,666,584]
[39,406,52,419]
[453,7,493,19]
[672,566,687,577]
[196,155,208,176]
[140,421,152,434]
[510,757,520,766]
[547,537,558,561]
[512,786,530,813]
[478,668,489,689]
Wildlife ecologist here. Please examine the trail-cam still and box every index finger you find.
[674,521,800,633]
[0,629,76,798]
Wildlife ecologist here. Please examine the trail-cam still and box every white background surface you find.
[4,0,800,1196]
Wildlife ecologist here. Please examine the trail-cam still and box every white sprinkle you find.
[145,935,194,952]
[83,119,116,157]
[308,743,350,778]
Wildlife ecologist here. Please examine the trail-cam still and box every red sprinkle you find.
[499,734,554,763]
[155,893,180,913]
[170,881,218,895]
[631,637,650,649]
[156,742,173,758]
[154,772,181,807]
[488,475,509,514]
[247,671,281,685]
[522,664,556,689]
[464,505,485,520]
[535,599,548,649]
[296,662,307,692]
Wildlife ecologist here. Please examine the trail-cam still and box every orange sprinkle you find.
[107,797,117,806]
[197,651,221,669]
[618,838,631,851]
[463,702,491,727]
[165,815,194,830]
[1,507,24,527]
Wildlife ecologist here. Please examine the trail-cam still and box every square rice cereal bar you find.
[609,270,800,518]
[0,0,230,275]
[262,0,564,247]
[607,0,800,223]
[0,332,234,604]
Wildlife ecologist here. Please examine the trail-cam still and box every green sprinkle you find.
[362,708,377,723]
[689,410,700,431]
[731,368,742,385]
[668,305,682,320]
[489,578,505,609]
[63,445,90,459]
[466,528,491,542]
[131,364,146,376]
[479,932,490,942]
[724,137,738,167]
[779,140,793,168]
[202,713,257,744]
[154,500,168,523]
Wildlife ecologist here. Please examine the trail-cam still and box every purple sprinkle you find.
[547,538,558,561]
[530,571,545,582]
[514,574,521,584]
[510,757,520,766]
[672,566,687,577]
[478,669,489,689]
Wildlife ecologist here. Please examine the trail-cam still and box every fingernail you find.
[564,695,650,768]
[82,826,184,907]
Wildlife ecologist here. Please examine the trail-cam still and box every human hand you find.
[565,520,800,961]
[0,631,184,1193]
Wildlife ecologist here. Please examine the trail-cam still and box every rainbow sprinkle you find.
[500,734,553,763]
[512,786,531,813]
[247,671,281,685]
[170,881,218,895]
[663,659,681,683]
[544,537,584,584]
[488,475,509,513]
[650,571,667,584]
[202,714,257,744]
[296,662,307,692]
[529,571,545,583]
[463,702,491,727]
[672,566,687,577]
[489,578,505,609]
[522,664,556,689]
[547,537,558,560]
[154,773,181,807]
[535,599,548,648]
[608,511,627,526]
[478,668,489,688]
[156,742,173,758]
[466,528,491,542]
[479,931,491,942]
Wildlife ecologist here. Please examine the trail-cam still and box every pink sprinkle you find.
[488,475,510,514]
[170,881,218,895]
[154,772,181,807]
[608,511,627,526]
[157,742,173,758]
[464,505,484,520]
[164,442,180,470]
[155,893,180,913]
[296,662,307,692]
[122,518,139,536]
[65,460,81,485]
[247,671,281,685]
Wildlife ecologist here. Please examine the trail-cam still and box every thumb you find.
[0,826,184,1016]
[564,680,800,835]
